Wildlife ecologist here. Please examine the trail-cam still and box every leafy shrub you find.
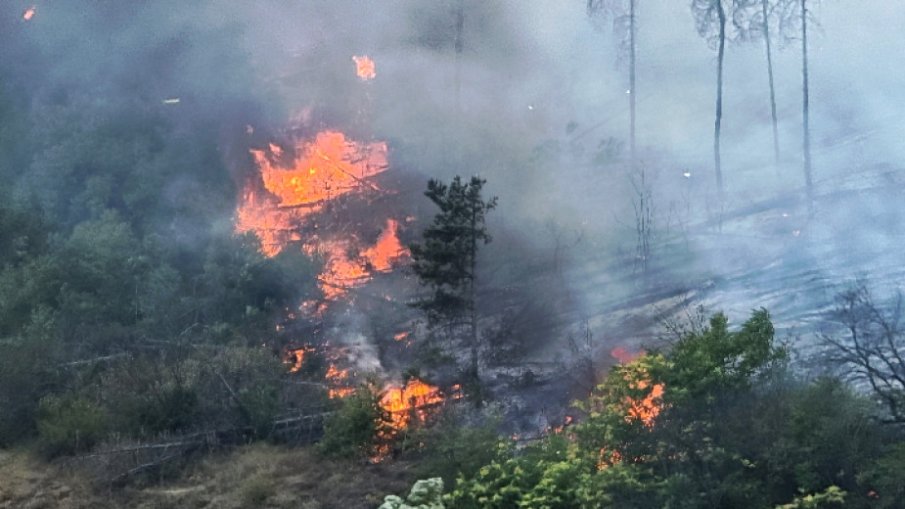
[380,477,445,509]
[318,383,389,459]
[36,394,107,457]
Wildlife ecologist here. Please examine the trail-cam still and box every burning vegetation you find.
[235,128,410,302]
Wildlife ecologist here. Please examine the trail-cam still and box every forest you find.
[1,1,904,508]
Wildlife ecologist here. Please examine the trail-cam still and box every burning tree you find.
[410,176,497,397]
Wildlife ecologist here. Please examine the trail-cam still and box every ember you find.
[23,6,36,21]
[352,55,376,80]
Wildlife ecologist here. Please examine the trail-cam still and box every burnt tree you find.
[821,283,905,424]
[691,0,750,199]
[587,0,639,167]
[410,176,497,396]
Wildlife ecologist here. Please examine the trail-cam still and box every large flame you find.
[236,130,406,300]
[352,55,376,81]
[380,378,444,431]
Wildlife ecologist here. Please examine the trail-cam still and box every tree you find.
[799,0,815,211]
[772,0,817,210]
[587,0,639,167]
[691,0,750,199]
[410,176,497,393]
[820,283,905,424]
[734,0,784,165]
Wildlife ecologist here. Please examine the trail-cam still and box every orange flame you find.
[380,378,444,431]
[23,6,36,21]
[235,130,388,257]
[393,331,409,342]
[625,378,664,428]
[611,346,644,364]
[285,345,315,373]
[236,130,407,301]
[352,55,376,80]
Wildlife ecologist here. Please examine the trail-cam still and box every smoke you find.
[4,0,904,361]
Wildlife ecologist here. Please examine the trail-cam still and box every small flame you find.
[611,346,644,365]
[23,6,36,21]
[285,345,315,373]
[352,55,376,80]
[393,331,409,342]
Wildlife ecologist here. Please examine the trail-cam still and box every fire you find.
[380,378,444,431]
[314,219,408,300]
[23,6,36,21]
[236,130,406,300]
[285,345,315,373]
[325,364,355,399]
[610,349,664,428]
[393,331,409,342]
[611,346,644,364]
[625,378,664,428]
[352,55,376,80]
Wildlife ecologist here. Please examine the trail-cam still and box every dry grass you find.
[0,444,416,509]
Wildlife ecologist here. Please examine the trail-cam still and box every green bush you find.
[318,383,389,459]
[36,394,107,457]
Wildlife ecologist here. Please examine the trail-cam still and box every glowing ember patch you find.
[23,6,36,20]
[393,331,410,342]
[352,55,376,80]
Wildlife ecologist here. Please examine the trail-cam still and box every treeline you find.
[0,74,321,454]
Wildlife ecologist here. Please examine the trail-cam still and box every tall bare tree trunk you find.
[468,204,481,405]
[801,0,814,211]
[714,1,726,197]
[629,0,637,168]
[454,0,464,116]
[762,0,780,165]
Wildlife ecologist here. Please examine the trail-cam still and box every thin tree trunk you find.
[469,204,481,404]
[762,0,780,165]
[714,2,726,197]
[454,0,464,116]
[801,0,814,211]
[629,0,637,168]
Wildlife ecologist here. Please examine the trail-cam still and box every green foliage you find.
[0,331,62,445]
[410,175,497,324]
[859,442,905,508]
[318,383,390,459]
[410,175,497,391]
[380,478,445,509]
[775,486,846,509]
[36,395,107,457]
[664,308,786,400]
[413,412,506,488]
[445,310,896,509]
